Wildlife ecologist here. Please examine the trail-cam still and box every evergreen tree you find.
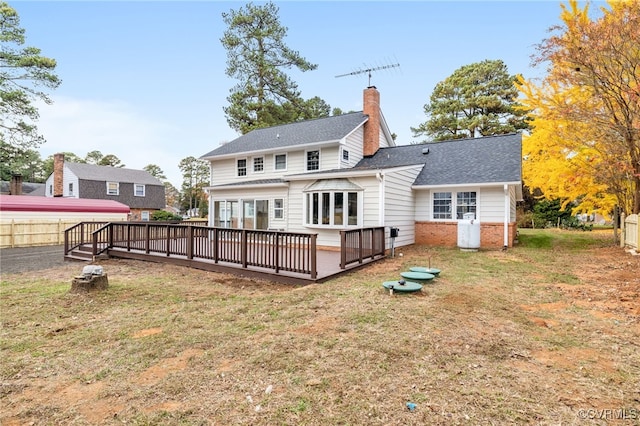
[0,2,60,149]
[221,1,318,134]
[412,59,529,142]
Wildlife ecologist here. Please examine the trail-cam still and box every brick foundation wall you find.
[415,221,517,249]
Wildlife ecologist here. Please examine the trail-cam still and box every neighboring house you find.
[44,154,166,221]
[1,174,46,196]
[200,86,522,249]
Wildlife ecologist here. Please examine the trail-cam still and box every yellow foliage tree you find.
[518,0,640,215]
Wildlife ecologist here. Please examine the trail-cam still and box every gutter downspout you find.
[503,184,509,249]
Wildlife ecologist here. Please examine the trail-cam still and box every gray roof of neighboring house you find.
[353,133,522,186]
[0,181,46,196]
[66,163,164,186]
[201,112,368,158]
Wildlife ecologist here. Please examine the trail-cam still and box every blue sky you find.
[12,1,599,187]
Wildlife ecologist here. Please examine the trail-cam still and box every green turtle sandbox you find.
[409,266,441,276]
[400,271,435,283]
[382,280,423,293]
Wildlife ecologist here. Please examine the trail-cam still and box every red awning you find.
[0,195,130,214]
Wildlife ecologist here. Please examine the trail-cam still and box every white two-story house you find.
[201,86,522,250]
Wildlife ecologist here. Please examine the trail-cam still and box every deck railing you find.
[64,221,111,254]
[81,222,318,279]
[65,222,386,281]
[339,227,386,269]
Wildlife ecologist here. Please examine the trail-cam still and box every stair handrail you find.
[91,223,113,256]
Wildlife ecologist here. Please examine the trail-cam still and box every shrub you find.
[151,210,183,221]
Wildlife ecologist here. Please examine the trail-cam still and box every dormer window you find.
[342,148,350,162]
[306,150,320,171]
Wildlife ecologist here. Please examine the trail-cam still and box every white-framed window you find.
[306,150,320,171]
[304,191,360,227]
[456,191,477,219]
[49,185,52,196]
[237,158,247,176]
[107,182,119,196]
[432,191,477,220]
[274,153,287,171]
[274,198,284,219]
[134,184,145,197]
[341,148,350,162]
[141,211,150,221]
[253,157,264,173]
[68,183,73,196]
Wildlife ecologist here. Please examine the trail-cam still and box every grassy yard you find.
[1,229,639,425]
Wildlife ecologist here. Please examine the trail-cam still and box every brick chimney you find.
[10,174,23,195]
[363,86,381,157]
[53,153,64,197]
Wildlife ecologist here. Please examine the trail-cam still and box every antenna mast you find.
[335,62,400,86]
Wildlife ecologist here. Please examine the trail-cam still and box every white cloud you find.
[36,96,187,188]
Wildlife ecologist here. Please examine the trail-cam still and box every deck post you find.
[145,224,150,254]
[358,229,364,264]
[127,223,131,252]
[92,229,97,256]
[310,234,317,279]
[108,223,113,249]
[213,228,219,263]
[241,230,248,268]
[166,224,171,256]
[64,225,70,255]
[274,232,280,273]
[187,225,194,260]
[339,230,346,269]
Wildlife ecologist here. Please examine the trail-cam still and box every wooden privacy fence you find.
[339,227,386,269]
[623,213,639,250]
[1,219,80,248]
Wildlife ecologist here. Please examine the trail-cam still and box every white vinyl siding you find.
[44,166,79,198]
[207,149,337,186]
[414,186,512,223]
[341,126,364,167]
[382,167,422,247]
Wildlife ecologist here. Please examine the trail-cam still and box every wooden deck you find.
[105,246,384,285]
[65,222,387,285]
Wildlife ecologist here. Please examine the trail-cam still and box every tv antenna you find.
[335,62,400,86]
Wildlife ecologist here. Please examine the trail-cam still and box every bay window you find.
[305,190,360,227]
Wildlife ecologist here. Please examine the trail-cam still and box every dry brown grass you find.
[1,229,639,425]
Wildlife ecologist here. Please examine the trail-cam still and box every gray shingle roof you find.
[201,112,368,158]
[354,133,522,186]
[66,163,164,186]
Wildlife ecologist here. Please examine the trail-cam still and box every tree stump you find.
[70,274,109,293]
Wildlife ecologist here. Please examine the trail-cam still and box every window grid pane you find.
[456,191,477,219]
[307,150,319,171]
[433,192,452,219]
[237,159,247,176]
[253,157,264,172]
